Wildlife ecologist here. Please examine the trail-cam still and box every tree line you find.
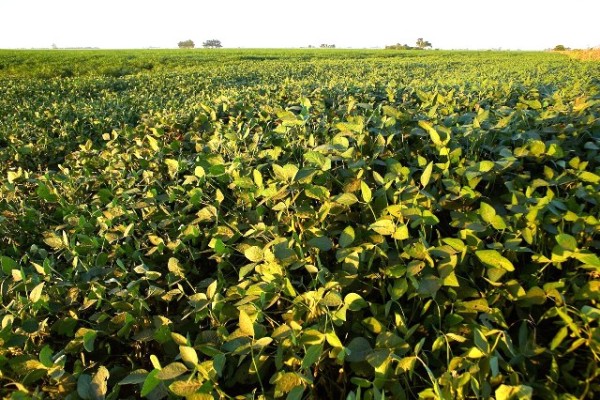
[386,38,432,50]
[177,39,222,49]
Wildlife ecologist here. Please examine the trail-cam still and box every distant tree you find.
[553,44,568,51]
[385,43,416,50]
[203,39,223,48]
[320,44,336,48]
[178,40,195,49]
[416,38,432,49]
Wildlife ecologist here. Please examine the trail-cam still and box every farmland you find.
[1,49,600,399]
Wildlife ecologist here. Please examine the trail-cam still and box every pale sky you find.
[0,0,598,50]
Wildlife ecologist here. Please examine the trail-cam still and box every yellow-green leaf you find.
[239,309,254,337]
[369,219,395,235]
[244,246,264,262]
[360,181,372,203]
[29,282,45,303]
[156,362,188,380]
[421,161,433,187]
[165,159,179,178]
[495,384,533,400]
[167,257,184,278]
[179,346,198,367]
[339,226,355,248]
[476,250,515,272]
[419,120,442,146]
[43,233,64,250]
[169,380,203,396]
[344,293,368,311]
[90,366,109,400]
[556,233,577,251]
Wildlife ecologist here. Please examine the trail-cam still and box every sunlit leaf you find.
[476,250,515,271]
[369,219,395,235]
[156,362,188,380]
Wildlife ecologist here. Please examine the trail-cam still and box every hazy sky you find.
[0,0,598,50]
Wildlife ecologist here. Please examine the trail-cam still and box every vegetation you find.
[0,49,599,399]
[386,38,432,50]
[177,40,195,49]
[416,38,432,49]
[202,40,222,49]
[563,48,600,61]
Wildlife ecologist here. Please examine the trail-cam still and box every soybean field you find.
[1,49,600,400]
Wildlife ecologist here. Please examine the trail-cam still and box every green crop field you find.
[0,49,599,400]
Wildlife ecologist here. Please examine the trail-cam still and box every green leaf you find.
[573,251,600,270]
[325,332,344,349]
[83,330,97,352]
[339,226,355,248]
[473,328,490,353]
[442,238,465,251]
[118,369,149,385]
[556,233,577,251]
[77,374,93,400]
[550,326,568,350]
[304,151,331,170]
[36,183,59,202]
[308,236,333,251]
[0,256,17,275]
[476,250,515,272]
[479,202,496,223]
[213,353,226,377]
[301,344,323,369]
[39,345,54,368]
[369,219,395,235]
[244,246,264,262]
[420,161,434,187]
[305,185,330,201]
[156,362,188,380]
[346,337,372,363]
[419,120,442,145]
[344,293,368,311]
[333,192,359,206]
[321,291,342,307]
[141,369,161,397]
[286,386,305,400]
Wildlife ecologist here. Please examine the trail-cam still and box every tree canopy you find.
[416,38,432,49]
[177,40,195,49]
[203,39,223,48]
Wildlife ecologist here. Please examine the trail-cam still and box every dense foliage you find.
[1,49,600,400]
